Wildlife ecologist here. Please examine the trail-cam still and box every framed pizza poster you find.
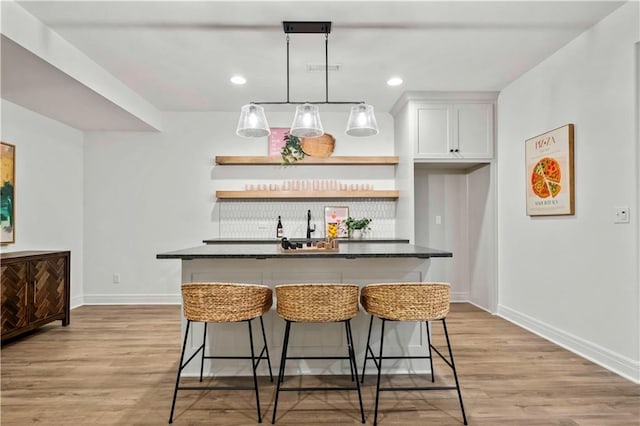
[525,124,575,216]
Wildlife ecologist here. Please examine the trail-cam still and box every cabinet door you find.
[30,258,66,322]
[455,103,494,159]
[1,262,29,334]
[416,104,453,158]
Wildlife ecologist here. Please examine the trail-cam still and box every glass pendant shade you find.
[236,104,270,138]
[345,104,378,137]
[290,103,324,138]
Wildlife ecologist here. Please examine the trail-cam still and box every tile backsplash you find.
[218,199,396,239]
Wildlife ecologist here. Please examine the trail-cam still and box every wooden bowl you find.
[301,133,335,157]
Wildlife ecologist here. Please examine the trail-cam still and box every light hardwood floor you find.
[1,304,638,425]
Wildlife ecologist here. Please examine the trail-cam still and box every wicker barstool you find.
[168,283,273,424]
[271,283,365,424]
[360,282,467,426]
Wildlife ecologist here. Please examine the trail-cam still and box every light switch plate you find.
[614,206,630,223]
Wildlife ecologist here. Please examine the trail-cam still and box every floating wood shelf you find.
[216,190,399,199]
[215,156,399,165]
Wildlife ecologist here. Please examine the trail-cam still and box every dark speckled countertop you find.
[157,242,452,260]
[202,238,410,244]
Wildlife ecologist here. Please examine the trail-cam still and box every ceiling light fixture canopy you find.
[236,21,378,139]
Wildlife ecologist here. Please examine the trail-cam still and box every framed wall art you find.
[324,206,349,238]
[1,142,16,244]
[525,124,575,216]
[268,128,289,156]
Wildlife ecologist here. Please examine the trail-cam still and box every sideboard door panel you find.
[30,258,66,322]
[1,263,29,333]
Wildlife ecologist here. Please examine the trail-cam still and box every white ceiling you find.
[1,0,625,130]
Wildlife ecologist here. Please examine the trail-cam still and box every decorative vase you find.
[350,229,363,239]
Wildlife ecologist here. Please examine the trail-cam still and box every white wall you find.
[393,102,415,242]
[82,111,395,303]
[0,100,84,307]
[412,163,495,308]
[414,168,469,300]
[467,163,496,310]
[497,2,639,382]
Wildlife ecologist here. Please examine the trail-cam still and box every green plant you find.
[281,133,305,164]
[345,217,372,231]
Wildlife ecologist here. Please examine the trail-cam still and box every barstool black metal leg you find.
[247,319,263,423]
[373,318,386,426]
[259,316,274,381]
[278,320,292,384]
[169,320,191,424]
[345,320,355,382]
[442,318,468,425]
[199,322,207,382]
[361,315,374,383]
[425,321,435,383]
[345,320,366,423]
[272,320,292,424]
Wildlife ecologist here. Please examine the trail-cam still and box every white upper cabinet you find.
[391,92,497,163]
[416,102,494,159]
[416,103,452,156]
[456,103,494,158]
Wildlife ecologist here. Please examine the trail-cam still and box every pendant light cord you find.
[286,34,290,104]
[325,33,329,104]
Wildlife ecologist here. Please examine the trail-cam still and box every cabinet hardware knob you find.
[449,149,454,153]
[454,149,460,152]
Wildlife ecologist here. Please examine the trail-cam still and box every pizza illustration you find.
[531,157,561,198]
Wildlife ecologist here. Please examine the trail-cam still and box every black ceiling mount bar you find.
[250,21,364,106]
[283,21,331,34]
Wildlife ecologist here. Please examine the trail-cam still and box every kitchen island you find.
[158,242,451,260]
[157,242,452,377]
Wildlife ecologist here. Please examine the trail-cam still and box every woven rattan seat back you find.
[275,284,359,322]
[181,283,272,323]
[360,282,450,321]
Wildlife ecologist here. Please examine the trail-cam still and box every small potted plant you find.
[280,133,305,164]
[345,217,372,239]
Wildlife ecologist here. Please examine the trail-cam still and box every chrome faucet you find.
[306,209,316,246]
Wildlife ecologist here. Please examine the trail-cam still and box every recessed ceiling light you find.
[387,77,403,87]
[230,75,247,85]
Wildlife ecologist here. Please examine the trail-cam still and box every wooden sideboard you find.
[1,251,70,341]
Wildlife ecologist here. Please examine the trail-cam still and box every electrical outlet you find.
[435,215,442,225]
[614,206,630,224]
[113,273,121,284]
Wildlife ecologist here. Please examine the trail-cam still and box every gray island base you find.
[157,243,452,377]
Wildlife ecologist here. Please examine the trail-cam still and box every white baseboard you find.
[82,294,181,305]
[498,304,640,384]
[70,295,84,309]
[451,291,468,302]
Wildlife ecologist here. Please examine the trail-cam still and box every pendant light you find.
[236,104,270,138]
[290,103,323,138]
[346,104,379,137]
[236,21,378,139]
